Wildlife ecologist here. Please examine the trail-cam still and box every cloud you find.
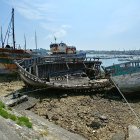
[40,23,71,40]
[4,0,72,41]
[46,29,67,40]
[16,4,44,20]
[4,0,55,20]
[61,25,72,29]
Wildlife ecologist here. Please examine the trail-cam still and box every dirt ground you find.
[0,77,24,96]
[1,78,140,140]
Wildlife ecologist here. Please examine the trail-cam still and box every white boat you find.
[49,42,86,60]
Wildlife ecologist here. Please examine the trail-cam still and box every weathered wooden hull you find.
[111,71,140,93]
[19,72,47,87]
[0,50,30,74]
[105,60,140,93]
[0,63,17,74]
[15,57,111,91]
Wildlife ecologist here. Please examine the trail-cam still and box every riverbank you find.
[0,79,140,139]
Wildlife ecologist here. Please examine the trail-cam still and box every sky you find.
[0,0,140,51]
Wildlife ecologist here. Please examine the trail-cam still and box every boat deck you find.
[50,74,89,86]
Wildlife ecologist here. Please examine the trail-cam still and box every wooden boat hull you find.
[15,57,111,91]
[111,72,140,93]
[0,63,17,74]
[19,72,47,87]
[105,60,140,93]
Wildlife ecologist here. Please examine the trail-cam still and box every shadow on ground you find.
[13,86,140,104]
[0,74,20,83]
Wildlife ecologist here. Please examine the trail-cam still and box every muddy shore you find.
[1,79,140,140]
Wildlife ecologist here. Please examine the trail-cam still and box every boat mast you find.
[12,8,16,49]
[35,31,37,52]
[1,26,4,48]
[54,36,56,43]
[24,34,26,51]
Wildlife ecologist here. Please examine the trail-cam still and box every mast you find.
[54,36,56,43]
[35,31,37,52]
[24,34,26,51]
[12,8,16,49]
[1,26,4,48]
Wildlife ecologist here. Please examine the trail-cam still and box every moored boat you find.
[0,47,31,74]
[49,42,86,60]
[0,8,31,74]
[105,60,140,93]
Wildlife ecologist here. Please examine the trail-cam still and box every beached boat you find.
[0,8,31,74]
[105,60,140,93]
[15,57,111,91]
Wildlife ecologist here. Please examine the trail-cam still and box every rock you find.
[51,114,59,121]
[89,121,101,129]
[128,125,140,140]
[91,111,101,118]
[60,94,68,98]
[99,115,108,121]
[5,95,28,107]
[111,132,125,140]
[99,115,107,120]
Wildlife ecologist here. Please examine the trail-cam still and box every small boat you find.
[0,8,31,74]
[105,60,140,93]
[15,57,111,92]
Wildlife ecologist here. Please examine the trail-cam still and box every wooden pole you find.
[1,26,4,48]
[35,31,37,52]
[12,8,16,49]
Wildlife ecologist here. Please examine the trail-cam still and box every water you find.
[86,53,125,67]
[101,58,120,67]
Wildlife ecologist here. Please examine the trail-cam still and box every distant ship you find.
[0,8,31,74]
[49,42,86,60]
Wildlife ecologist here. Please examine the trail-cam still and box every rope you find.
[110,77,140,125]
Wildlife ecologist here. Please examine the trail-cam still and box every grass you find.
[0,101,5,108]
[0,108,9,119]
[17,116,32,128]
[9,114,17,121]
[0,101,32,128]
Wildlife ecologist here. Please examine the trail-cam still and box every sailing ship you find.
[0,8,31,74]
[15,56,111,91]
[105,60,140,93]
